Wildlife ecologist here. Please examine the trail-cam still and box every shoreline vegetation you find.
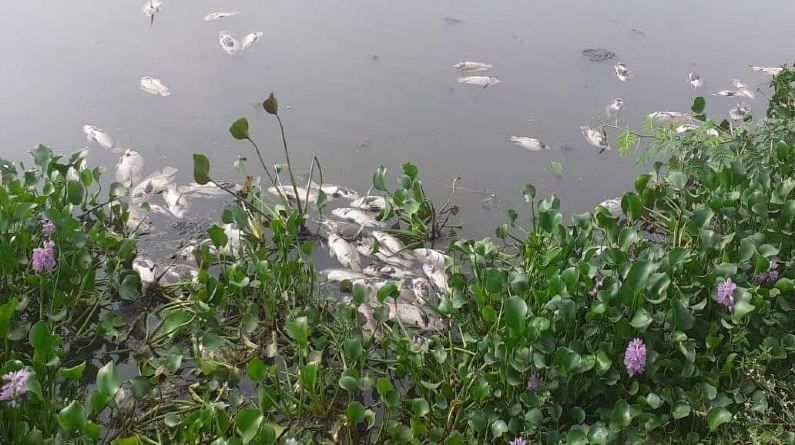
[1,69,795,444]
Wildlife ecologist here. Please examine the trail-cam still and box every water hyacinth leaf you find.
[119,273,141,301]
[230,118,250,140]
[473,377,489,401]
[0,297,18,340]
[58,361,86,381]
[95,361,121,399]
[235,408,263,444]
[339,375,359,393]
[411,398,430,417]
[346,401,366,424]
[629,308,652,329]
[610,399,632,428]
[523,184,536,202]
[668,171,687,189]
[161,310,193,337]
[373,166,387,191]
[691,96,706,115]
[672,401,690,419]
[285,317,309,349]
[109,182,128,199]
[58,400,87,431]
[66,180,84,205]
[567,428,588,445]
[595,350,612,375]
[207,225,229,248]
[193,154,211,185]
[706,407,732,431]
[376,281,399,303]
[247,357,266,381]
[672,300,695,330]
[490,420,508,439]
[646,393,662,409]
[344,337,363,363]
[587,423,610,444]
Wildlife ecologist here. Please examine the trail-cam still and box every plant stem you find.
[275,114,303,214]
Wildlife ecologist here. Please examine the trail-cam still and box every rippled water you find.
[1,0,792,237]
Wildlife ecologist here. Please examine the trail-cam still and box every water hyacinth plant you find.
[0,71,793,444]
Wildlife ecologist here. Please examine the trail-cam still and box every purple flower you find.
[41,220,55,238]
[0,369,29,407]
[715,278,736,310]
[509,437,527,445]
[624,338,647,377]
[31,240,57,273]
[753,263,779,285]
[526,374,540,391]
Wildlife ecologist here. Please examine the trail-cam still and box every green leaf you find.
[262,93,278,115]
[346,401,366,424]
[672,300,695,330]
[411,398,430,417]
[376,281,399,303]
[706,407,732,431]
[504,296,527,338]
[523,184,536,202]
[66,180,84,205]
[691,96,706,114]
[95,361,121,398]
[668,171,687,189]
[473,377,489,401]
[490,420,508,439]
[59,362,86,381]
[161,310,192,337]
[373,166,387,192]
[629,308,652,329]
[646,393,662,409]
[28,320,50,350]
[285,317,309,348]
[58,400,87,431]
[235,408,263,444]
[207,225,229,248]
[109,182,128,199]
[339,375,359,393]
[193,154,211,185]
[0,297,19,340]
[120,274,141,301]
[617,130,640,155]
[610,399,632,428]
[595,350,612,375]
[567,428,588,445]
[230,118,250,140]
[247,358,266,381]
[672,401,690,419]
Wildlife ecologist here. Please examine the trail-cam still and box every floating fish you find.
[581,48,616,62]
[331,207,381,227]
[142,0,162,17]
[363,265,415,280]
[688,72,703,89]
[320,218,362,240]
[371,231,405,255]
[413,248,448,268]
[318,183,359,200]
[706,128,720,137]
[442,16,462,25]
[597,198,622,218]
[580,126,610,153]
[131,167,178,203]
[411,277,433,303]
[320,268,368,282]
[357,238,413,269]
[675,123,699,134]
[453,61,493,72]
[204,12,239,21]
[83,125,118,151]
[457,76,501,88]
[327,233,361,272]
[605,98,624,117]
[729,103,751,121]
[614,63,633,81]
[351,195,387,211]
[647,111,697,125]
[218,31,240,55]
[422,262,448,292]
[133,257,158,287]
[163,184,189,218]
[115,149,144,185]
[510,136,550,152]
[241,32,264,50]
[140,76,170,96]
[731,79,755,99]
[127,206,153,234]
[178,182,225,198]
[713,90,739,97]
[750,65,783,76]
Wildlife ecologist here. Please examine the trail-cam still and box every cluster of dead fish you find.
[454,61,501,88]
[82,125,226,233]
[262,182,449,332]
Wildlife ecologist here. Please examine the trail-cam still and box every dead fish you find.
[413,248,448,268]
[614,63,633,81]
[605,98,624,117]
[580,126,610,153]
[581,48,616,62]
[320,218,362,240]
[597,198,622,218]
[453,61,493,72]
[422,262,448,292]
[241,32,264,50]
[140,77,170,97]
[351,195,386,211]
[133,257,158,291]
[387,303,435,330]
[510,136,550,152]
[218,31,240,56]
[320,268,368,282]
[331,207,381,227]
[327,233,361,272]
[750,65,783,76]
[178,182,225,198]
[163,184,189,218]
[713,90,739,97]
[688,72,703,89]
[127,205,153,234]
[412,277,433,303]
[371,231,405,255]
[142,0,162,17]
[647,111,697,125]
[363,265,415,280]
[731,80,755,99]
[358,238,413,269]
[83,125,118,152]
[204,12,239,21]
[442,16,462,25]
[318,183,359,200]
[729,103,751,121]
[675,123,699,134]
[131,167,178,204]
[457,76,501,88]
[115,149,144,185]
[706,128,720,137]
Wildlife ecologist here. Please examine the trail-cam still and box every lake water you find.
[1,0,792,238]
